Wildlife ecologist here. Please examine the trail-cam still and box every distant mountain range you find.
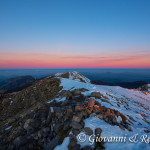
[0,76,35,93]
[0,73,147,94]
[92,80,147,89]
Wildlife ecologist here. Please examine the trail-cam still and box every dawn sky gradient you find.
[0,0,150,69]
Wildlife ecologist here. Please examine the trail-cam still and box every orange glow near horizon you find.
[0,51,150,69]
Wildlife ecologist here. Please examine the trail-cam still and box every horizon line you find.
[0,68,150,70]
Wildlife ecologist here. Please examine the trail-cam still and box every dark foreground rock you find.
[0,76,131,150]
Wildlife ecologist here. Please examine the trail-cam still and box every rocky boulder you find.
[91,92,102,99]
[88,98,95,107]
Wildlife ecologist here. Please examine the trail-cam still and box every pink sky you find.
[0,51,150,69]
[1,0,150,70]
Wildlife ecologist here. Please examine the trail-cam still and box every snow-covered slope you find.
[47,71,91,83]
[54,77,150,150]
[68,71,91,83]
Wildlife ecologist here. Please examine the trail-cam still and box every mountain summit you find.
[47,71,91,83]
[0,72,150,150]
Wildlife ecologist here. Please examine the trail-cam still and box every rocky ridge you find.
[0,72,149,150]
[47,71,91,83]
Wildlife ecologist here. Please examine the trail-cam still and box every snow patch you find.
[47,97,66,103]
[83,117,150,150]
[54,137,70,150]
[5,125,12,131]
[116,116,122,123]
[76,132,92,148]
